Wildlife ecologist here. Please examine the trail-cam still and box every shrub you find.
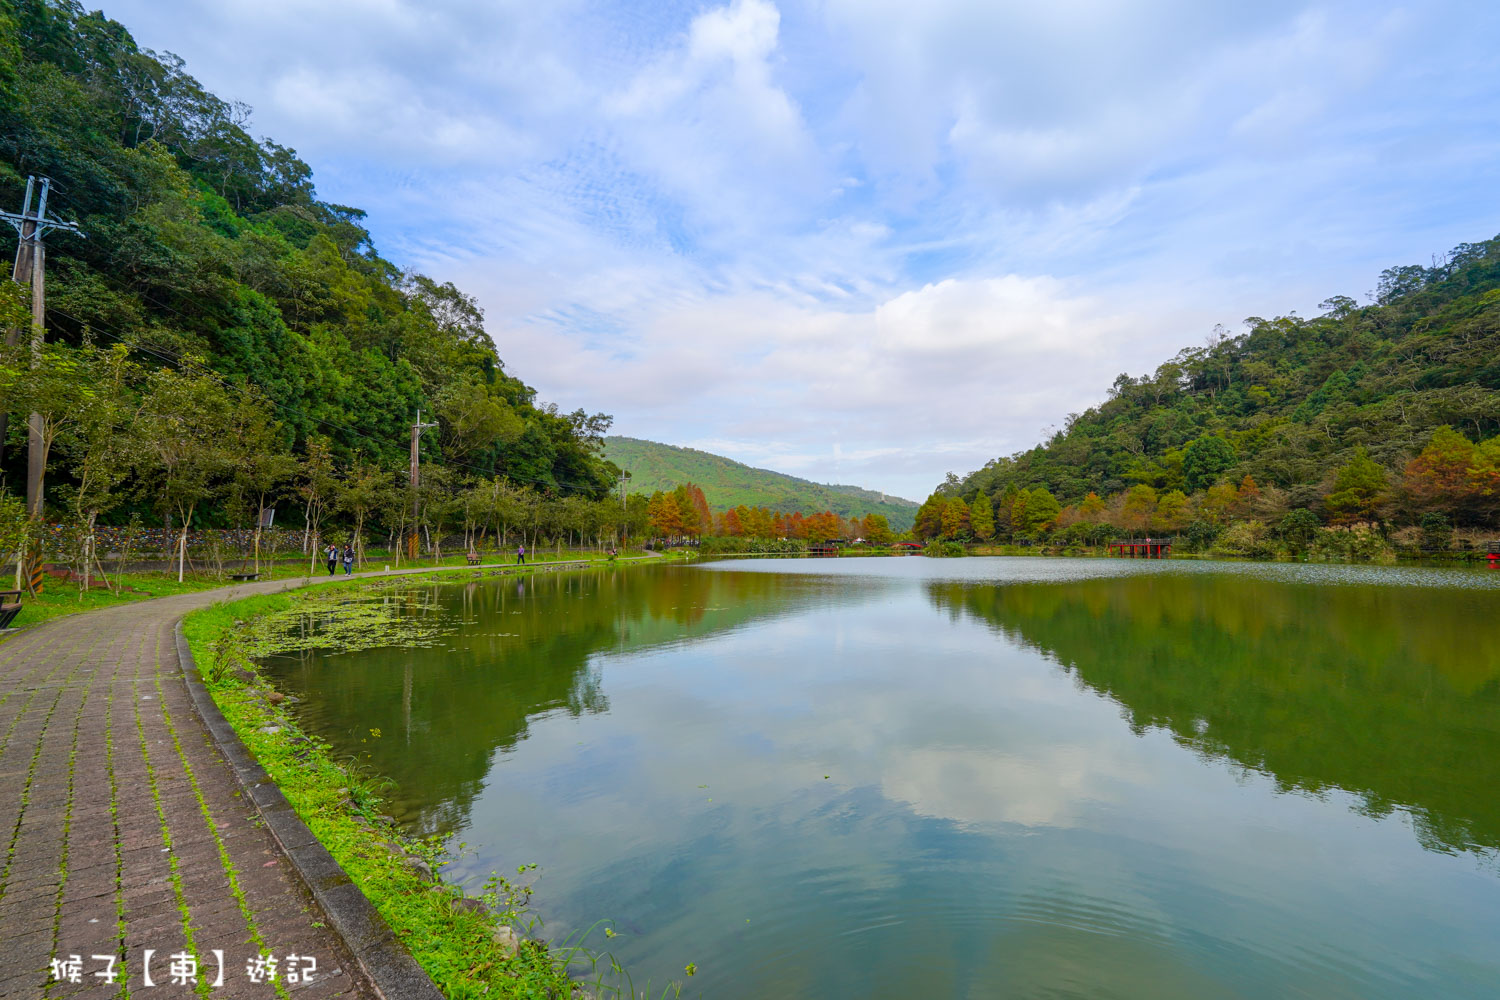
[1216,520,1276,560]
[1420,512,1452,551]
[924,540,966,558]
[1278,508,1322,553]
[1185,519,1222,552]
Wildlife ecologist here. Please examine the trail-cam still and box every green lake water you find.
[259,557,1500,999]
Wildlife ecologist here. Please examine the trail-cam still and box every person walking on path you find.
[342,544,355,576]
[325,542,338,576]
[517,543,526,565]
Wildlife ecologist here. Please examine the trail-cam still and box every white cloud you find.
[102,0,1500,498]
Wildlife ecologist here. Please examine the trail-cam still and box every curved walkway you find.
[0,558,645,998]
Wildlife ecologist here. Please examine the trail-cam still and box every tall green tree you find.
[1326,448,1388,524]
[968,496,995,541]
[133,366,236,581]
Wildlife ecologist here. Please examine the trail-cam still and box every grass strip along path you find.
[9,549,639,631]
[0,555,663,998]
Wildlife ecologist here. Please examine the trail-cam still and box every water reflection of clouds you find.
[475,588,1164,847]
[881,746,1151,830]
[382,561,1500,997]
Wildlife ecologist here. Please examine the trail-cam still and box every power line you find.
[2,176,86,516]
[15,181,622,498]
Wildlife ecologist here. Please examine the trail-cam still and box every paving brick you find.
[0,580,405,999]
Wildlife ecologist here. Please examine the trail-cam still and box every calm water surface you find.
[260,557,1500,999]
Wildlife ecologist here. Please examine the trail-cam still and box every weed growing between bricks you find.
[184,579,689,1000]
[103,659,132,999]
[149,640,290,1000]
[1,683,66,898]
[45,666,90,997]
[132,665,212,1000]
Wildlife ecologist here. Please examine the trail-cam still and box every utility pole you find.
[408,409,437,557]
[1,176,85,515]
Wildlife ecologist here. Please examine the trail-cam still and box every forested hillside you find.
[917,237,1500,557]
[604,436,918,530]
[0,0,626,566]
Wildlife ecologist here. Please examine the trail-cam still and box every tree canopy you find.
[0,0,618,508]
[926,236,1500,546]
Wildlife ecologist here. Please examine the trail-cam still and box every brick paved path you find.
[0,557,653,998]
[0,576,378,998]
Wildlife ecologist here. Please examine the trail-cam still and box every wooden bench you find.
[465,551,481,566]
[230,573,260,581]
[0,590,21,630]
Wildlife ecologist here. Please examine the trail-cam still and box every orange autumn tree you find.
[803,510,842,541]
[860,513,894,544]
[671,483,712,537]
[646,490,683,538]
[1403,426,1481,522]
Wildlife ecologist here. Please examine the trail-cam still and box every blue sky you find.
[109,0,1500,500]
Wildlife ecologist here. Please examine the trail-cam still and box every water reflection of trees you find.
[926,574,1500,859]
[262,566,839,834]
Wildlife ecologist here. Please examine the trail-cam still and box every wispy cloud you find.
[108,0,1500,499]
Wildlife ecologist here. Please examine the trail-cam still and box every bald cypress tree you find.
[969,492,995,541]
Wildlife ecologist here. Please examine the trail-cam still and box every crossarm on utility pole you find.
[1,175,85,515]
[408,409,438,557]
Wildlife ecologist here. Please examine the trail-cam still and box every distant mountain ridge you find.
[604,437,919,531]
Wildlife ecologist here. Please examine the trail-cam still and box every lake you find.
[259,557,1500,999]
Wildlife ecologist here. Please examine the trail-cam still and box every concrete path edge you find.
[173,624,444,1000]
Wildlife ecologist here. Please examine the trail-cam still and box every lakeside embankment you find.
[180,555,684,1000]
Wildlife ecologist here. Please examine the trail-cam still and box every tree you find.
[967,494,995,541]
[1278,508,1322,553]
[1078,492,1106,522]
[1183,435,1237,492]
[0,342,94,514]
[1152,490,1189,533]
[647,491,681,539]
[1019,488,1060,537]
[1403,426,1477,521]
[297,437,340,572]
[804,510,842,542]
[335,460,386,567]
[1233,475,1261,514]
[1469,436,1500,522]
[1325,447,1387,524]
[225,395,296,574]
[914,495,946,540]
[415,463,459,559]
[940,496,970,540]
[133,366,236,582]
[56,346,139,591]
[672,484,712,538]
[1419,511,1452,551]
[860,513,894,545]
[1199,482,1237,525]
[1121,485,1157,533]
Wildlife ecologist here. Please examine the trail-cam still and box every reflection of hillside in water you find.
[260,566,867,834]
[926,573,1500,858]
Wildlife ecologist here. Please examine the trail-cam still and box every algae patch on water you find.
[242,591,459,657]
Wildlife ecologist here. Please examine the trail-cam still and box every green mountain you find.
[604,437,919,530]
[950,236,1500,531]
[0,1,615,497]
